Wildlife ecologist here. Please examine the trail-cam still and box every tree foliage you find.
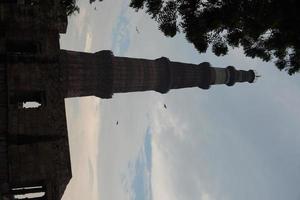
[136,0,300,74]
[61,0,79,16]
[91,0,300,74]
[89,0,103,4]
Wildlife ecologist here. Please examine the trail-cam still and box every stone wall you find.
[0,0,71,199]
[0,62,8,186]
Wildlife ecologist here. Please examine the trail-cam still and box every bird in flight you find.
[135,26,140,34]
[94,7,97,10]
[116,121,119,125]
[164,104,167,109]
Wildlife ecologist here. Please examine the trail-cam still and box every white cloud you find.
[73,6,87,38]
[96,93,154,200]
[62,97,101,200]
[84,32,93,52]
[60,0,126,52]
[149,100,211,200]
[201,192,214,200]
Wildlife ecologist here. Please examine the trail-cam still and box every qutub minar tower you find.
[0,1,258,200]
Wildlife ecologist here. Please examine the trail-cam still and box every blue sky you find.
[123,128,152,200]
[60,1,300,200]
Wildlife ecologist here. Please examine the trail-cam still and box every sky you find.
[60,1,300,200]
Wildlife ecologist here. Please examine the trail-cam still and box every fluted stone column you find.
[111,54,256,93]
[61,50,256,99]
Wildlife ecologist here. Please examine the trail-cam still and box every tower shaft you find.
[61,50,256,99]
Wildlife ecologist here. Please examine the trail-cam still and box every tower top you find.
[252,70,261,83]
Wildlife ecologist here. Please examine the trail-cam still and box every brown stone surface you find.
[0,1,70,199]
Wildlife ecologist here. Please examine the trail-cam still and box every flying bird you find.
[94,7,97,10]
[164,104,167,109]
[135,26,140,34]
[116,121,119,125]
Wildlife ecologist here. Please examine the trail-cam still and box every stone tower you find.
[61,50,256,99]
[0,1,257,200]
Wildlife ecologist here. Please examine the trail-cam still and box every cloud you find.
[201,192,213,200]
[149,100,210,200]
[123,128,152,200]
[111,1,131,56]
[88,158,95,187]
[84,32,93,52]
[73,5,88,38]
[60,0,126,52]
[62,97,101,200]
[96,92,161,200]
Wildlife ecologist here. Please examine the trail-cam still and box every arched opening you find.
[10,91,46,109]
[22,101,42,109]
[11,185,46,199]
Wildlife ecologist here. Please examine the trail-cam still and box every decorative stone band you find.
[61,50,114,99]
[213,67,228,84]
[202,63,256,88]
[153,57,172,94]
[225,66,256,86]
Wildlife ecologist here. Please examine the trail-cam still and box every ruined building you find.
[0,1,257,200]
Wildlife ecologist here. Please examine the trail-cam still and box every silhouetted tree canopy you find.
[89,0,103,4]
[90,0,300,75]
[61,0,79,16]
